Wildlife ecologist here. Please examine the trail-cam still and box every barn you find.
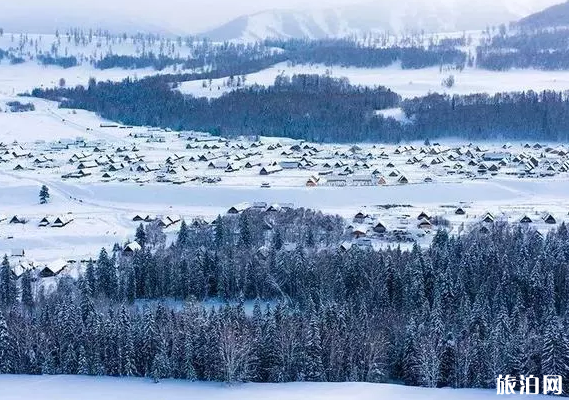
[353,211,368,223]
[38,217,50,227]
[306,178,318,187]
[482,212,495,223]
[352,227,368,239]
[227,203,250,214]
[9,215,25,224]
[39,259,68,278]
[123,242,142,255]
[77,160,99,169]
[52,215,74,228]
[373,221,387,234]
[260,165,283,175]
[417,218,433,230]
[417,211,430,220]
[543,214,557,224]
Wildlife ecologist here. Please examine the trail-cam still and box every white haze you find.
[0,0,562,34]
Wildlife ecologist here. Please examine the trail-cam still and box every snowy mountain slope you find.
[203,9,349,42]
[518,1,569,29]
[200,0,561,41]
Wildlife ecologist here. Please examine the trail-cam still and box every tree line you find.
[265,38,467,70]
[401,90,569,141]
[477,28,569,71]
[1,207,569,390]
[32,74,401,142]
[31,72,569,142]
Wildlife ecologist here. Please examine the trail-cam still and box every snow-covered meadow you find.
[177,61,569,100]
[0,375,545,400]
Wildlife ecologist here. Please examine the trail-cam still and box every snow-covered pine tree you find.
[0,255,18,306]
[0,311,12,373]
[304,312,325,381]
[21,271,34,308]
[541,315,569,381]
[39,185,50,204]
[177,220,190,248]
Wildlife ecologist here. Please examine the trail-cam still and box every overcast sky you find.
[4,0,363,32]
[2,0,560,33]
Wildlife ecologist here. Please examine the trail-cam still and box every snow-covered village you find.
[2,1,569,399]
[4,117,569,276]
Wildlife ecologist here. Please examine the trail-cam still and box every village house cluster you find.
[3,198,567,282]
[2,125,569,189]
[3,123,569,274]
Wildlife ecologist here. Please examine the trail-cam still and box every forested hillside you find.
[477,27,569,70]
[1,208,569,390]
[401,91,569,140]
[32,75,569,142]
[32,74,402,142]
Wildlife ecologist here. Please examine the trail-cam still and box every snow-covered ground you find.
[178,61,569,99]
[0,375,543,400]
[0,61,187,97]
[0,32,206,95]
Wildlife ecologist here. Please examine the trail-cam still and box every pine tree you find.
[259,309,280,382]
[214,216,224,248]
[78,345,90,375]
[439,333,457,387]
[0,311,12,373]
[177,220,190,248]
[85,259,97,296]
[184,334,197,381]
[42,350,56,375]
[0,255,17,306]
[401,318,420,385]
[239,213,251,248]
[135,224,147,248]
[21,271,34,308]
[118,306,136,377]
[152,339,171,383]
[39,185,50,204]
[142,307,157,375]
[304,313,325,381]
[96,248,117,299]
[272,230,283,251]
[124,264,136,303]
[542,315,569,379]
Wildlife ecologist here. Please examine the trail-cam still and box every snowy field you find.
[178,61,569,99]
[0,61,185,97]
[0,375,543,400]
[0,32,203,96]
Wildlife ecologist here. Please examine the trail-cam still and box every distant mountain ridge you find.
[0,5,178,35]
[199,0,561,41]
[518,1,569,29]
